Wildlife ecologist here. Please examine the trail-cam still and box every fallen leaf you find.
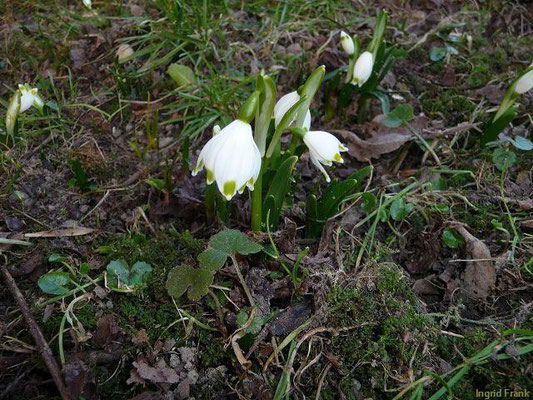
[132,359,179,384]
[268,302,313,336]
[93,315,119,348]
[476,84,503,104]
[334,115,429,161]
[132,329,149,345]
[453,225,496,300]
[63,360,95,400]
[24,227,96,238]
[412,277,441,296]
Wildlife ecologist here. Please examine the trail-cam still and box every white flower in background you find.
[116,44,134,62]
[303,130,348,182]
[274,91,311,130]
[212,124,221,136]
[18,84,39,112]
[514,70,533,94]
[192,120,261,200]
[339,31,355,55]
[82,0,92,9]
[351,51,374,87]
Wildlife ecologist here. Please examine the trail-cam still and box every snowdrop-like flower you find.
[192,120,261,200]
[351,51,373,87]
[18,84,39,112]
[514,69,533,94]
[303,130,348,182]
[274,91,311,130]
[6,84,42,136]
[82,0,92,9]
[339,31,355,55]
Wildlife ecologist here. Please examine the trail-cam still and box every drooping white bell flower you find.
[514,69,533,94]
[274,91,311,131]
[339,31,355,56]
[351,51,374,87]
[192,120,261,200]
[18,84,39,112]
[303,130,348,182]
[82,0,92,9]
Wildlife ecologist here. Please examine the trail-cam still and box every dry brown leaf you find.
[334,115,429,161]
[454,225,496,300]
[132,359,179,384]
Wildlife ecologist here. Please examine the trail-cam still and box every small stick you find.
[0,264,71,400]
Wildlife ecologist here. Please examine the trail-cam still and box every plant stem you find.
[357,94,372,124]
[230,254,255,307]
[205,183,216,221]
[251,162,264,232]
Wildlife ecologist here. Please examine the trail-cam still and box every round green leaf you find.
[38,271,72,295]
[390,198,413,221]
[442,228,465,249]
[168,63,196,87]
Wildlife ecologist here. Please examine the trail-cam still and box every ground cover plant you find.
[0,1,532,399]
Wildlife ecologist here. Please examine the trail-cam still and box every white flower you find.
[514,69,533,94]
[18,84,39,112]
[340,31,355,55]
[117,44,134,62]
[192,120,261,200]
[82,0,92,9]
[303,130,348,182]
[273,91,311,130]
[352,51,374,87]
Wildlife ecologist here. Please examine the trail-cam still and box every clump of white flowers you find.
[190,65,351,232]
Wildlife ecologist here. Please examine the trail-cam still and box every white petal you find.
[515,70,533,94]
[212,121,258,199]
[303,110,312,130]
[20,87,37,113]
[274,91,300,127]
[303,131,343,163]
[309,153,330,182]
[352,51,374,87]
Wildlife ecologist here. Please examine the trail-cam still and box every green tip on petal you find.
[206,168,214,184]
[192,160,204,176]
[334,153,343,163]
[223,181,236,200]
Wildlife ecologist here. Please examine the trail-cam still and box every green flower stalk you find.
[493,67,533,122]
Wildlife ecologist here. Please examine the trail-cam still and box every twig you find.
[0,263,71,400]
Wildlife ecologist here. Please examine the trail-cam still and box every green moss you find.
[117,296,183,340]
[325,265,435,398]
[171,229,205,255]
[420,89,476,124]
[197,329,229,368]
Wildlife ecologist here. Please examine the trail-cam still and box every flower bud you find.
[340,31,355,55]
[351,51,374,87]
[514,69,533,94]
